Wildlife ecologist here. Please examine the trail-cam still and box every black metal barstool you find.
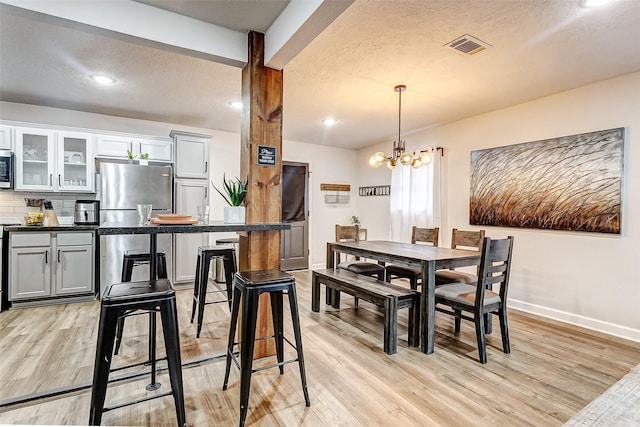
[121,249,167,282]
[214,237,239,282]
[89,279,186,427]
[222,270,310,427]
[114,249,168,355]
[190,245,237,338]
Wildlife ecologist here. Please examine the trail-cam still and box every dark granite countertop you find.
[4,224,98,232]
[98,221,290,235]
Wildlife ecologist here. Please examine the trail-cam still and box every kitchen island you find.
[98,219,291,280]
[1,221,290,310]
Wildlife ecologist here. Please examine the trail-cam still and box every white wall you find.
[358,71,640,342]
[284,140,360,267]
[356,141,392,241]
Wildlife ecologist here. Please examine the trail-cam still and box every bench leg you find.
[331,289,341,309]
[408,297,420,347]
[383,297,398,355]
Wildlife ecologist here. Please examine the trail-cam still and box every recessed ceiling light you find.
[581,0,615,7]
[228,101,243,110]
[89,74,116,85]
[323,118,337,127]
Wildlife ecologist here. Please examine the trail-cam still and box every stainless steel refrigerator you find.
[97,161,173,295]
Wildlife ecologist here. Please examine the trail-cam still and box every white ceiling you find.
[1,0,640,150]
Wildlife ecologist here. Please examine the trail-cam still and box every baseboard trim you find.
[509,299,640,343]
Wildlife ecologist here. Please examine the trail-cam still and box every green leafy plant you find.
[126,149,137,160]
[139,152,149,160]
[212,174,248,206]
[351,215,360,226]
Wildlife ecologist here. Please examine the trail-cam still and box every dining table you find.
[326,240,482,354]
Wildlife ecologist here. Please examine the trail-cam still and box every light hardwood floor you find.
[1,270,639,426]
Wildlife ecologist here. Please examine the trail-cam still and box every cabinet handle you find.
[205,187,208,199]
[50,174,53,186]
[45,250,48,264]
[58,250,61,263]
[58,175,62,186]
[205,161,208,173]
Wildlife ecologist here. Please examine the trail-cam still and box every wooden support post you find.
[239,31,283,358]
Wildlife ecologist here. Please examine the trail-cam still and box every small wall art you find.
[470,127,624,234]
[359,185,391,196]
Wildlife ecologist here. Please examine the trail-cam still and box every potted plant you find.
[126,149,137,164]
[351,215,360,226]
[139,152,149,165]
[212,174,248,223]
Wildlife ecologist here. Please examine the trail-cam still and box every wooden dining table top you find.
[327,240,481,268]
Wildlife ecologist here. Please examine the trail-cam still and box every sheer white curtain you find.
[389,148,443,242]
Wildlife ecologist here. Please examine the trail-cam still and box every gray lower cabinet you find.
[9,231,94,302]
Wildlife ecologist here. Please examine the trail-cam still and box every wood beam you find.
[239,31,283,358]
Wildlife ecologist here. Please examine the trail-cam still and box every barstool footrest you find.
[108,357,168,374]
[103,390,173,413]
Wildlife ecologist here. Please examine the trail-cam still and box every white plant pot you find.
[139,159,149,166]
[224,206,245,224]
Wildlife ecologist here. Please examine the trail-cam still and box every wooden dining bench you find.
[311,268,420,354]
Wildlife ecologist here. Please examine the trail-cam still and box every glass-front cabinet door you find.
[15,128,94,192]
[15,128,55,191]
[58,131,93,192]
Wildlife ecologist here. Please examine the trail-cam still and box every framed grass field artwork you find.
[470,127,624,234]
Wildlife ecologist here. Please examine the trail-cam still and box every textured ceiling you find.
[1,0,640,150]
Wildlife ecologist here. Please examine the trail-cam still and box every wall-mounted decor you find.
[470,127,624,234]
[359,185,391,196]
[321,183,350,204]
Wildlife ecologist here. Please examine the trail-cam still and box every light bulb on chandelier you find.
[368,84,433,169]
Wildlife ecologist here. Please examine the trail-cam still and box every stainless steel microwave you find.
[0,150,14,189]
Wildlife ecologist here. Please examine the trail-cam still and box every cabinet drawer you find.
[11,232,51,247]
[57,232,93,246]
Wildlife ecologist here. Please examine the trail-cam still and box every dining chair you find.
[335,224,385,307]
[335,225,385,278]
[434,236,514,364]
[384,226,439,290]
[434,228,485,285]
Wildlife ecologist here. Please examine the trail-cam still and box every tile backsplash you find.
[0,190,93,223]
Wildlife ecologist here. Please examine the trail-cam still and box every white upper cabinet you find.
[0,125,12,149]
[14,127,94,192]
[96,135,132,158]
[96,135,172,161]
[58,131,94,192]
[171,131,210,179]
[140,139,172,161]
[15,127,56,191]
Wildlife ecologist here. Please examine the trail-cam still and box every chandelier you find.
[369,85,433,169]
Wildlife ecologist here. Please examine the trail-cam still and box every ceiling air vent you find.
[444,34,492,56]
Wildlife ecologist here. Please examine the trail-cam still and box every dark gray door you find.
[281,162,309,270]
